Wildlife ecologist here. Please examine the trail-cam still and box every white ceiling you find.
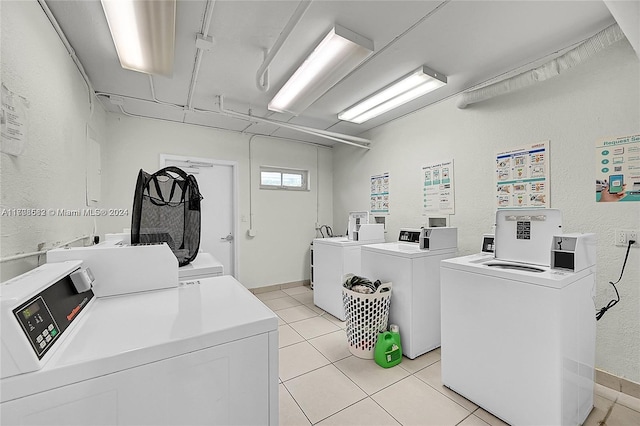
[44,0,616,146]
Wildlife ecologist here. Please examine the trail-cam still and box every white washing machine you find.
[440,255,596,426]
[1,261,279,425]
[313,234,384,320]
[360,228,457,359]
[440,210,596,426]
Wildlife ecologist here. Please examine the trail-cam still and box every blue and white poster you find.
[595,134,640,203]
[496,141,549,208]
[423,159,455,214]
[370,172,389,214]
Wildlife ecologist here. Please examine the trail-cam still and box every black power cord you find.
[596,239,636,321]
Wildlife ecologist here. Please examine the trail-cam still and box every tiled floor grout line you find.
[280,380,314,425]
[310,394,371,425]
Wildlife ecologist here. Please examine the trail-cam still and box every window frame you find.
[259,166,309,191]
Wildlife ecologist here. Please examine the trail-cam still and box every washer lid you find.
[362,242,455,258]
[1,276,277,402]
[494,209,562,266]
[441,254,592,288]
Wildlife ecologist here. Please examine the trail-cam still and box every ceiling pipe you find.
[457,23,625,109]
[255,0,312,92]
[186,0,217,110]
[217,96,370,149]
[97,91,370,148]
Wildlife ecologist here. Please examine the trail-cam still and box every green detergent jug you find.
[374,329,402,368]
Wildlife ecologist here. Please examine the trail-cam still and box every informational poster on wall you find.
[495,141,549,208]
[595,134,640,203]
[370,172,389,215]
[1,83,29,156]
[422,159,455,214]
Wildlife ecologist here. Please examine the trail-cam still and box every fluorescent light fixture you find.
[268,25,373,115]
[101,0,176,76]
[338,66,447,124]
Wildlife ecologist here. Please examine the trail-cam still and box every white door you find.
[161,155,237,277]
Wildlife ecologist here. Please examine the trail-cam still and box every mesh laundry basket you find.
[342,282,392,359]
[131,167,203,266]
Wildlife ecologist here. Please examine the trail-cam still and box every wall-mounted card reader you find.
[482,234,495,253]
[551,233,596,272]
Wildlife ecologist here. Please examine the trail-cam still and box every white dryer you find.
[1,261,279,425]
[361,228,457,359]
[313,234,384,320]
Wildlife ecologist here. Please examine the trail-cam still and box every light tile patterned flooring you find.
[256,286,640,426]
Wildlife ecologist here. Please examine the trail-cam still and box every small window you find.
[260,167,308,190]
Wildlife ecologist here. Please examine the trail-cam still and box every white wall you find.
[245,136,333,285]
[101,116,332,288]
[333,40,640,382]
[1,1,108,281]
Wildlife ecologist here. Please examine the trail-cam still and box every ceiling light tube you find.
[268,25,374,116]
[338,66,447,124]
[101,0,176,76]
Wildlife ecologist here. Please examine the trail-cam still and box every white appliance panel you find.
[47,244,178,297]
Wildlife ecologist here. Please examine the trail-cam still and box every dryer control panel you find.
[12,274,93,360]
[1,261,94,379]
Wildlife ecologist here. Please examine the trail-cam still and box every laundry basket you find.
[342,282,392,359]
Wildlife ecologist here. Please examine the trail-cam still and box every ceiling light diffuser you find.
[101,0,176,76]
[338,66,447,124]
[268,25,374,116]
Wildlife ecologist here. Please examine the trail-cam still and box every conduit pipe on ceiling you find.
[255,0,312,92]
[217,96,371,149]
[456,23,625,109]
[187,0,217,110]
[96,91,370,148]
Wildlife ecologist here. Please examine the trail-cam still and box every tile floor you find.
[256,286,640,426]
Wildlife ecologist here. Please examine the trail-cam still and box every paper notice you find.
[1,84,29,156]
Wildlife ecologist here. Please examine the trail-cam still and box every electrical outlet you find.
[615,229,639,247]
